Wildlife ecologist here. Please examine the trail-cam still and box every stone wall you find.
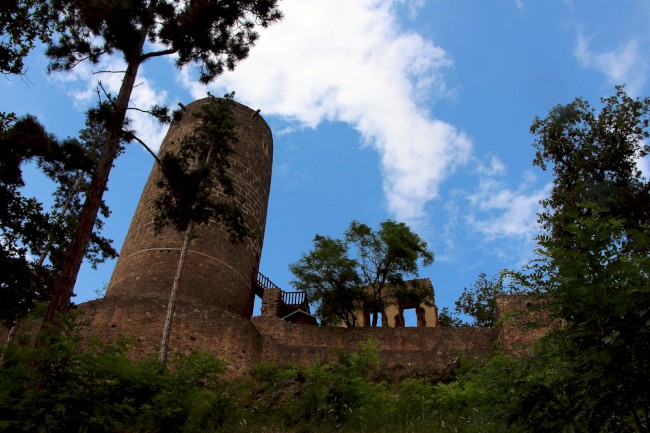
[80,98,273,378]
[8,293,546,379]
[80,296,262,378]
[251,316,495,373]
[495,294,553,355]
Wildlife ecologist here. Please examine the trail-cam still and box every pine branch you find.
[140,48,176,61]
[92,70,127,74]
[129,133,162,168]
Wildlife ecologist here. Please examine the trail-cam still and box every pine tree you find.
[0,115,116,328]
[41,0,282,325]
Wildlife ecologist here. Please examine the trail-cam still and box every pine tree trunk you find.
[0,320,19,366]
[43,30,148,326]
[159,229,191,363]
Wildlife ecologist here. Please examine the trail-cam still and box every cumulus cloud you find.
[180,0,471,222]
[50,55,168,151]
[436,158,548,267]
[574,28,649,95]
[465,159,548,240]
[397,0,425,19]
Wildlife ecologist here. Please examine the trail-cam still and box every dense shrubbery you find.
[0,318,234,433]
[2,317,648,433]
[0,321,518,433]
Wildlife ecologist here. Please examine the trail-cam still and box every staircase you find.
[253,271,314,321]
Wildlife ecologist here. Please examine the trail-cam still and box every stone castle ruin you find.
[78,99,538,377]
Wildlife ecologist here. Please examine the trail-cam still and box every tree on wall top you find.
[345,220,434,327]
[289,235,365,327]
[290,220,434,327]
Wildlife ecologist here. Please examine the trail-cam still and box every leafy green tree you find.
[437,306,464,327]
[38,0,283,325]
[511,211,650,432]
[345,220,434,326]
[510,87,650,432]
[454,272,502,327]
[531,85,650,250]
[0,11,117,330]
[289,235,366,327]
[291,220,434,327]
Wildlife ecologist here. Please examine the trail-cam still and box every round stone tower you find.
[87,98,272,376]
[106,98,272,317]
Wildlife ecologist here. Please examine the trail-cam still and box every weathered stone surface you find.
[80,297,261,378]
[105,98,273,318]
[251,316,495,371]
[83,98,272,377]
[495,294,553,355]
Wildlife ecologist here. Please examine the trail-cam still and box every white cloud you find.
[397,0,425,19]
[515,0,524,10]
[465,160,548,241]
[50,56,168,151]
[179,0,471,223]
[478,156,506,177]
[437,161,548,268]
[637,154,650,179]
[468,183,545,239]
[574,28,649,95]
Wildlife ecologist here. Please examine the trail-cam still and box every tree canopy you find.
[532,85,650,249]
[289,235,365,327]
[509,87,650,431]
[345,220,434,326]
[290,220,434,327]
[0,0,52,75]
[453,272,502,327]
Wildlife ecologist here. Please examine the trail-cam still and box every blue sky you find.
[3,0,650,321]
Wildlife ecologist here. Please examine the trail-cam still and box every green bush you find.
[0,323,233,433]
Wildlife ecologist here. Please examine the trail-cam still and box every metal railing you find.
[282,291,305,306]
[282,290,311,314]
[254,271,312,315]
[255,271,281,291]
